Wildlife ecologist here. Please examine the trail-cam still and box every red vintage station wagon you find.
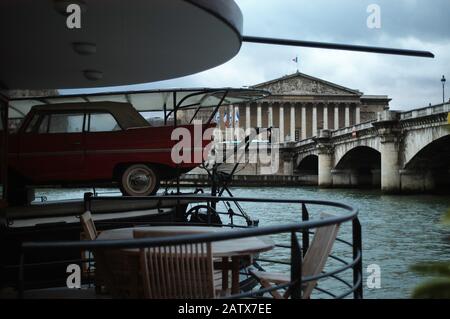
[7,101,213,200]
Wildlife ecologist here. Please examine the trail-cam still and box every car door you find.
[84,111,123,180]
[18,111,85,183]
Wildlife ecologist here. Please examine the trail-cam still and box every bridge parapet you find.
[292,138,316,148]
[400,103,449,120]
[331,121,375,138]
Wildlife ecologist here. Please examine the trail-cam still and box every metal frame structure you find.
[17,194,363,299]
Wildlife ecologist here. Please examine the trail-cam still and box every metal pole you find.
[301,203,309,257]
[443,81,446,104]
[352,217,363,299]
[290,231,303,299]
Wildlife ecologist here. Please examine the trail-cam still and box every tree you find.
[411,210,450,299]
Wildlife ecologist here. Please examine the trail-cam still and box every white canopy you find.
[8,88,269,118]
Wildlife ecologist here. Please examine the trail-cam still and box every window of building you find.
[88,113,121,132]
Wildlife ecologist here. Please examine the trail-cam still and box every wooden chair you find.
[80,211,98,240]
[252,213,341,299]
[137,231,215,299]
[79,211,112,294]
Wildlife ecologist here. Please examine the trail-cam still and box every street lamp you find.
[441,75,446,104]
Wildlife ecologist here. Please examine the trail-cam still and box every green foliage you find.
[411,211,450,299]
[443,210,450,225]
[411,262,450,277]
[412,278,450,299]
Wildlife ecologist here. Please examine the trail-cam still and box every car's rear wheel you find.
[119,164,160,196]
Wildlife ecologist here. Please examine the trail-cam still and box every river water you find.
[36,186,450,299]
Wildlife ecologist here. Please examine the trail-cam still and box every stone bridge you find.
[280,103,450,193]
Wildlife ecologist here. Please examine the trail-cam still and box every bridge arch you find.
[402,135,450,192]
[297,154,318,175]
[333,138,381,168]
[333,146,381,187]
[403,127,450,169]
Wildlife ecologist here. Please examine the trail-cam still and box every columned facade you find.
[215,72,390,143]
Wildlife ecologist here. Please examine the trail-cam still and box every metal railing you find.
[17,194,362,299]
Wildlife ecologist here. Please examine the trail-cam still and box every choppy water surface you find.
[36,187,450,299]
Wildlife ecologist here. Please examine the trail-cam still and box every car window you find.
[48,113,84,133]
[25,114,40,133]
[38,115,50,133]
[89,113,121,132]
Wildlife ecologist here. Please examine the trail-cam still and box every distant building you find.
[216,72,390,142]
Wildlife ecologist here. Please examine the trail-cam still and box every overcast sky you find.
[63,0,450,110]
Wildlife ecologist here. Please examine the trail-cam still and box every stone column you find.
[323,104,329,130]
[355,104,361,125]
[316,130,333,187]
[301,104,307,140]
[245,105,251,131]
[281,152,295,176]
[345,103,350,127]
[257,103,262,128]
[373,111,401,193]
[279,104,285,143]
[334,104,339,130]
[290,104,296,142]
[229,104,234,141]
[234,105,240,140]
[268,103,273,127]
[312,103,318,137]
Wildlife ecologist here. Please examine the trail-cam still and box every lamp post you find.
[441,75,446,104]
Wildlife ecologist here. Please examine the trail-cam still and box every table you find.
[98,226,275,294]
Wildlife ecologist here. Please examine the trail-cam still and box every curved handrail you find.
[19,195,362,299]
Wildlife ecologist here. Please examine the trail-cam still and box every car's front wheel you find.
[119,164,160,196]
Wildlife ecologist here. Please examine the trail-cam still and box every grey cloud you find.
[62,1,449,111]
[239,0,450,43]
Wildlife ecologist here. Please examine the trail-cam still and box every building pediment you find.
[252,72,362,96]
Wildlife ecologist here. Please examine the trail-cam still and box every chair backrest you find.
[301,213,340,299]
[80,211,98,240]
[138,239,215,299]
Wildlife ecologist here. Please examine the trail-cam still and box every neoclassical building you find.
[217,72,390,142]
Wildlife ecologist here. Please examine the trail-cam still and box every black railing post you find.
[352,217,363,299]
[207,200,212,225]
[301,203,309,257]
[83,192,93,212]
[290,231,303,299]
